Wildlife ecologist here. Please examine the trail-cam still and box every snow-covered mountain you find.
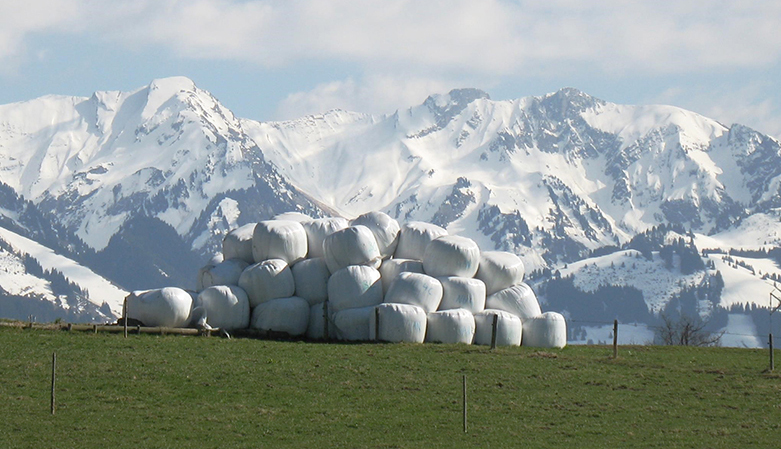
[2,77,781,334]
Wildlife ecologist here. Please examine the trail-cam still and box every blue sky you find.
[2,0,780,138]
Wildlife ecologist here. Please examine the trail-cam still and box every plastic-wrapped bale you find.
[252,220,308,265]
[379,258,424,294]
[327,265,383,315]
[522,312,567,348]
[425,309,475,344]
[306,301,337,340]
[394,221,447,260]
[250,296,310,336]
[238,259,295,308]
[302,217,349,259]
[369,303,427,343]
[197,258,249,291]
[384,272,443,313]
[475,251,526,296]
[222,223,256,264]
[292,257,330,305]
[350,211,400,259]
[196,254,222,290]
[422,235,480,278]
[195,285,250,330]
[322,225,382,273]
[438,276,486,314]
[273,211,313,223]
[485,282,542,320]
[473,310,522,346]
[126,287,192,328]
[333,306,375,341]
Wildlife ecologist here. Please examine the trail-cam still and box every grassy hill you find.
[1,325,779,448]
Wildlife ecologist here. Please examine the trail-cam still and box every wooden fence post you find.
[375,307,381,342]
[123,298,128,339]
[770,333,774,371]
[490,314,498,350]
[323,299,329,342]
[51,352,56,415]
[462,374,467,433]
[612,320,618,359]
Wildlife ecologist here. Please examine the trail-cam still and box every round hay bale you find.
[327,265,383,314]
[485,282,541,320]
[379,258,424,294]
[394,221,447,260]
[197,258,249,291]
[250,296,310,336]
[425,309,475,344]
[475,251,525,296]
[333,306,375,341]
[422,235,480,278]
[350,211,400,260]
[292,257,330,305]
[222,223,256,264]
[322,225,381,273]
[126,287,192,328]
[384,272,443,313]
[306,301,335,340]
[438,276,486,313]
[196,285,250,330]
[369,303,427,343]
[238,259,295,308]
[473,309,522,346]
[522,312,567,348]
[302,217,349,259]
[252,220,308,265]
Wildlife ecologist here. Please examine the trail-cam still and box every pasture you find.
[1,325,779,448]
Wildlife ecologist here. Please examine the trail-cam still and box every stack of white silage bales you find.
[126,211,566,348]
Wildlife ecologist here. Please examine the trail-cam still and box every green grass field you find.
[1,325,780,448]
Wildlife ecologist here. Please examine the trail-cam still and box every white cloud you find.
[6,0,776,76]
[275,74,455,119]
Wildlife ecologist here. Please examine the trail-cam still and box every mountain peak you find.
[148,76,197,95]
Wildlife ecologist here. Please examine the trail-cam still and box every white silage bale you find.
[522,312,567,348]
[485,283,542,320]
[222,223,256,264]
[126,287,192,328]
[438,276,486,313]
[292,257,330,305]
[473,310,522,346]
[475,251,526,296]
[196,254,223,291]
[197,258,249,291]
[273,211,313,223]
[394,221,447,260]
[350,211,400,259]
[252,220,308,265]
[425,309,475,344]
[384,272,443,313]
[322,225,382,273]
[369,303,427,343]
[379,258,424,293]
[306,301,337,340]
[196,285,250,330]
[327,265,383,314]
[250,296,310,336]
[333,306,375,341]
[422,235,480,278]
[302,217,349,259]
[238,259,295,308]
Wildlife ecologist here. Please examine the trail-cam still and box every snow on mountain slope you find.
[0,226,126,316]
[246,87,781,271]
